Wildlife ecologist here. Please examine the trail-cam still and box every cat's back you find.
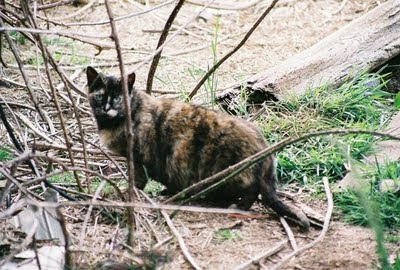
[151,96,267,154]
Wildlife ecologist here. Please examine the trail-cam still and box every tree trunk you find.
[217,0,400,110]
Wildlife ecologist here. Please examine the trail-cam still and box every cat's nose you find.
[104,103,111,111]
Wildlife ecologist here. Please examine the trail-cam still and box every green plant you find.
[335,161,400,229]
[27,55,44,65]
[48,172,76,184]
[394,255,400,270]
[205,16,220,109]
[214,229,241,242]
[9,31,26,45]
[359,191,391,270]
[385,234,400,244]
[0,148,12,161]
[142,166,165,197]
[42,36,72,46]
[254,71,394,186]
[144,180,165,197]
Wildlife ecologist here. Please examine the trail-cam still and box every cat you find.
[86,66,310,229]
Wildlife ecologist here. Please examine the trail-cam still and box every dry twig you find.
[165,129,400,205]
[0,219,39,267]
[31,199,253,216]
[104,0,136,247]
[61,0,175,26]
[146,0,185,94]
[280,217,297,251]
[232,240,287,270]
[271,177,333,270]
[188,0,280,99]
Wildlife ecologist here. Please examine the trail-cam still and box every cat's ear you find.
[86,66,101,92]
[127,72,136,93]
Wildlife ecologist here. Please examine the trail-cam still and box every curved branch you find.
[165,129,400,205]
[188,0,279,99]
[146,0,185,95]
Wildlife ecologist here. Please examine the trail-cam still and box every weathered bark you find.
[217,0,400,109]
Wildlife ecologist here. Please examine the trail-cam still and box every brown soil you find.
[1,0,398,269]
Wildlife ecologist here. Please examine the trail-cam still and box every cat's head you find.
[86,66,136,120]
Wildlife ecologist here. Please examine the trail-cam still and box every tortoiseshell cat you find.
[86,66,309,229]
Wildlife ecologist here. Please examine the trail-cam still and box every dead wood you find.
[104,0,137,247]
[271,177,333,270]
[216,0,400,109]
[188,0,280,99]
[146,0,186,94]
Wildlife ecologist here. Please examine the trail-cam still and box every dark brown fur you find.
[86,67,309,229]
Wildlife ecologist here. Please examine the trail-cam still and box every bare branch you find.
[146,0,185,95]
[30,200,254,216]
[104,0,136,247]
[132,0,216,73]
[232,240,287,270]
[188,0,279,99]
[271,177,333,269]
[166,129,400,205]
[60,0,175,26]
[280,217,297,251]
[0,18,49,124]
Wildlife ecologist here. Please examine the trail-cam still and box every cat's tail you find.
[260,164,310,230]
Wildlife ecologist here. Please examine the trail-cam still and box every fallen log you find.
[216,0,400,110]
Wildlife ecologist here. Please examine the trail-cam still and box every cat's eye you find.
[114,96,122,103]
[95,95,103,102]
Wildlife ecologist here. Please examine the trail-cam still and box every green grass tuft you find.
[144,180,165,197]
[0,148,13,161]
[335,161,400,229]
[394,255,400,270]
[214,229,241,243]
[48,172,76,184]
[254,71,394,186]
[10,31,26,45]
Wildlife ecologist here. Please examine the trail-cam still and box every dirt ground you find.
[1,0,398,269]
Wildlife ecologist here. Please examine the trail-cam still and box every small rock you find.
[379,179,400,193]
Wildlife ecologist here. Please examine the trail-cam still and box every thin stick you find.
[104,0,136,247]
[61,0,175,26]
[33,26,84,192]
[55,0,95,21]
[188,0,279,99]
[14,152,124,199]
[132,0,216,73]
[232,240,287,270]
[163,211,202,270]
[0,18,48,124]
[187,0,264,10]
[165,129,400,205]
[56,206,74,268]
[79,180,107,247]
[146,0,185,94]
[0,219,39,267]
[0,26,110,39]
[36,0,74,10]
[280,217,297,251]
[39,46,91,190]
[30,199,253,216]
[139,190,202,270]
[0,101,77,201]
[271,177,333,270]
